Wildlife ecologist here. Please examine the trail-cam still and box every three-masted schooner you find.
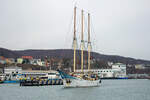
[58,6,101,88]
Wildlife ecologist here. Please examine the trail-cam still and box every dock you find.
[20,79,63,86]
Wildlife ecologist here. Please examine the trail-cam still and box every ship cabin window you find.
[40,76,48,79]
[48,73,56,75]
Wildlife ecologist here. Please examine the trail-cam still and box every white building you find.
[4,66,22,75]
[76,63,127,78]
[30,59,45,66]
[76,69,114,78]
[112,63,127,78]
[135,64,145,69]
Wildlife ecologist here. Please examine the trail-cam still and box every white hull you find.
[63,78,101,88]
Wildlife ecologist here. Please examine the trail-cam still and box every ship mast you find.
[88,13,91,72]
[73,6,77,72]
[81,10,84,73]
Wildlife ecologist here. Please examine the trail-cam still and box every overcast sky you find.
[0,0,150,60]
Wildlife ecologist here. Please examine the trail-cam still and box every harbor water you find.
[0,79,150,100]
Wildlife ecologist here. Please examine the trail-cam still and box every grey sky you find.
[0,0,150,60]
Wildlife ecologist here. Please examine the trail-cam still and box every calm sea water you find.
[0,79,150,100]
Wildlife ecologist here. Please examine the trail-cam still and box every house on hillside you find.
[7,58,15,64]
[30,59,45,66]
[17,58,23,64]
[0,56,6,64]
[22,56,33,64]
[0,59,6,64]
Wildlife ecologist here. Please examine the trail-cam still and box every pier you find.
[20,79,63,86]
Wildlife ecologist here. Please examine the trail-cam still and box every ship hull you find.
[63,79,101,88]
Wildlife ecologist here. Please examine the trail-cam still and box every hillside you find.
[0,47,150,65]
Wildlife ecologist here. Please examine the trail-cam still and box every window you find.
[48,73,56,75]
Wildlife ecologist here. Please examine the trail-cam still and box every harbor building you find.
[4,66,22,75]
[135,64,146,69]
[112,63,127,78]
[76,69,113,78]
[76,63,127,78]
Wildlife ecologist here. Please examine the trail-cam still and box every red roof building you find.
[22,56,33,59]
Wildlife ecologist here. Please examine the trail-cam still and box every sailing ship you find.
[58,6,101,88]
